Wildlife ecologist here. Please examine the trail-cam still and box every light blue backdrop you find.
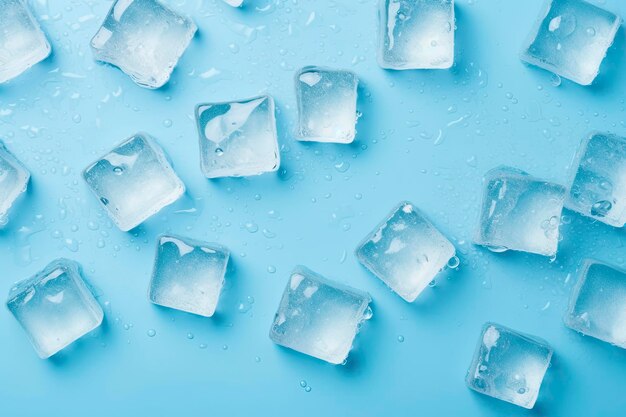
[1,0,625,415]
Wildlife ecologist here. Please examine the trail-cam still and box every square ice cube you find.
[466,323,553,409]
[565,260,626,349]
[6,259,104,358]
[195,95,280,178]
[474,166,566,257]
[378,0,455,70]
[0,0,51,83]
[520,0,621,86]
[83,133,185,232]
[295,66,359,144]
[148,235,230,317]
[91,0,197,89]
[356,201,455,302]
[0,141,30,227]
[269,266,372,365]
[566,132,626,227]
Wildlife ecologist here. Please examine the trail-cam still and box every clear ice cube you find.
[566,132,626,227]
[565,260,626,349]
[0,141,30,227]
[378,0,455,70]
[520,0,621,86]
[356,201,455,302]
[295,66,359,144]
[466,323,553,409]
[7,259,104,358]
[269,266,372,365]
[195,95,280,178]
[83,133,185,232]
[474,166,566,257]
[148,234,230,317]
[91,0,197,89]
[0,0,51,83]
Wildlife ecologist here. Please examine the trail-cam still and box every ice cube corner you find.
[6,258,103,359]
[269,266,372,365]
[520,0,621,86]
[0,0,51,83]
[90,0,197,89]
[565,260,626,349]
[356,201,456,302]
[466,322,553,409]
[474,166,566,257]
[83,133,185,232]
[295,66,359,144]
[195,95,280,178]
[0,141,30,227]
[149,234,230,317]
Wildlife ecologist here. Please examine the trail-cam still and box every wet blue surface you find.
[0,0,625,415]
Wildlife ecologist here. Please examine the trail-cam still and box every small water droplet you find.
[187,332,194,340]
[267,265,276,273]
[147,329,156,337]
[447,256,460,269]
[397,335,405,343]
[591,200,612,217]
[215,148,224,156]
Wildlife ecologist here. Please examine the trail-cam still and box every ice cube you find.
[148,234,230,317]
[356,201,455,302]
[0,141,30,227]
[520,0,620,86]
[195,95,280,178]
[83,133,185,232]
[0,0,51,83]
[565,260,626,349]
[378,0,455,70]
[566,132,626,227]
[7,259,104,358]
[91,0,197,89]
[466,323,553,409]
[474,166,566,257]
[295,66,359,144]
[269,266,372,365]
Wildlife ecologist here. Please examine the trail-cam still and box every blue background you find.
[1,0,625,415]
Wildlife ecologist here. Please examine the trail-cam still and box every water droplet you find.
[215,148,224,156]
[304,386,312,392]
[447,256,460,269]
[255,356,261,363]
[244,221,259,233]
[267,265,276,273]
[591,200,612,217]
[187,332,194,340]
[397,335,405,343]
[113,166,124,175]
[147,329,156,337]
[363,306,373,320]
[487,245,508,253]
[163,119,173,128]
[586,27,596,37]
[299,380,307,388]
[550,73,562,87]
[222,344,228,350]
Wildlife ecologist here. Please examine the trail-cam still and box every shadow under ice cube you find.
[0,0,51,83]
[269,266,372,365]
[6,259,104,359]
[520,0,621,85]
[149,234,230,317]
[565,260,626,349]
[295,66,359,144]
[378,0,455,70]
[567,132,626,227]
[195,95,280,178]
[356,201,455,302]
[0,141,30,227]
[83,133,185,232]
[466,323,553,409]
[91,0,197,88]
[474,166,566,257]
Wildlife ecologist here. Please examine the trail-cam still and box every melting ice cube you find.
[0,141,30,227]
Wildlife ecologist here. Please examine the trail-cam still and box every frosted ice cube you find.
[378,0,455,70]
[565,260,626,349]
[7,259,103,358]
[295,66,359,144]
[269,266,372,365]
[148,234,230,317]
[474,166,566,257]
[566,132,626,227]
[83,133,185,232]
[356,201,455,302]
[91,0,197,89]
[0,141,30,227]
[466,323,553,409]
[520,0,620,85]
[0,0,51,83]
[195,95,280,178]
